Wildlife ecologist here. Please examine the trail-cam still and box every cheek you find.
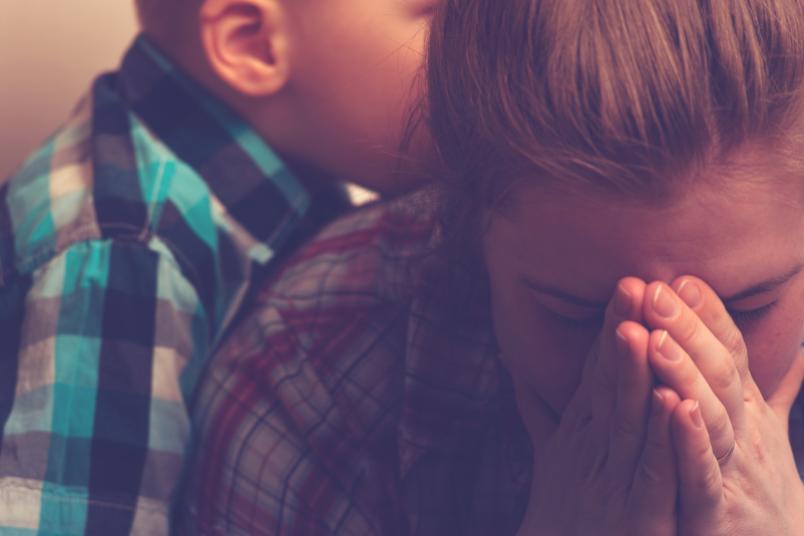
[295,18,429,186]
[316,15,426,124]
[488,275,598,412]
[743,307,804,398]
[353,32,427,142]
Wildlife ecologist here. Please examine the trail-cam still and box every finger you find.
[644,282,746,435]
[671,399,725,522]
[671,276,754,388]
[767,348,804,423]
[590,277,647,422]
[648,329,736,463]
[606,321,652,477]
[630,386,681,524]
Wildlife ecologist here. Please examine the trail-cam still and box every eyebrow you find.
[522,262,804,308]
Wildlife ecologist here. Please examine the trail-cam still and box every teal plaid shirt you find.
[0,36,347,535]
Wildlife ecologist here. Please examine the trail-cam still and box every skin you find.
[274,0,438,193]
[643,276,804,535]
[484,174,804,428]
[142,0,438,194]
[482,156,804,533]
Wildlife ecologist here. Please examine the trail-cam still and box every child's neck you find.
[281,154,345,195]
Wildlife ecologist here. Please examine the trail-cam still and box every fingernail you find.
[615,327,628,345]
[653,285,679,318]
[651,388,665,415]
[689,401,703,428]
[657,330,683,362]
[614,285,631,316]
[677,279,702,309]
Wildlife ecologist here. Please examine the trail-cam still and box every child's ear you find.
[199,0,291,97]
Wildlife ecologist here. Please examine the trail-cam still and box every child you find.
[0,0,434,533]
[178,0,804,534]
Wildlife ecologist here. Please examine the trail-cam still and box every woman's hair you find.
[427,0,804,207]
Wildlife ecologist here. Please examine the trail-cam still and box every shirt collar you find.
[117,35,311,249]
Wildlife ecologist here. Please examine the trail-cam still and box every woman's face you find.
[483,160,804,417]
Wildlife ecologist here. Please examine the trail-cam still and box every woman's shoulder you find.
[186,193,442,521]
[208,189,441,388]
[262,189,439,310]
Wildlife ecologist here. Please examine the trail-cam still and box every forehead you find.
[493,170,804,298]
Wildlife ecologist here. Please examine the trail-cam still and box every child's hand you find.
[516,278,681,536]
[642,277,804,536]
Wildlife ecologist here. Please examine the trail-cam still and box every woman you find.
[178,0,804,534]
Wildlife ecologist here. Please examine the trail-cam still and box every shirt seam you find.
[0,222,199,296]
[0,483,167,513]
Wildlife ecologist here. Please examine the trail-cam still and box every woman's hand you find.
[642,277,804,536]
[515,277,681,536]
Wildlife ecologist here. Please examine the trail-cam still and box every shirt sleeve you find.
[0,238,210,535]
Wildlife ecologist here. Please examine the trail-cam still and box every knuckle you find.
[694,440,712,461]
[636,459,667,487]
[676,362,699,387]
[710,361,740,392]
[677,312,700,344]
[693,464,721,500]
[746,428,767,465]
[612,414,641,441]
[707,410,733,444]
[721,325,748,359]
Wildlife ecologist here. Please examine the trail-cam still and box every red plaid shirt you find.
[177,193,804,535]
[176,193,532,535]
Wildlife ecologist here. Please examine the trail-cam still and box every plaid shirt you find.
[0,36,346,535]
[178,193,804,535]
[177,193,534,535]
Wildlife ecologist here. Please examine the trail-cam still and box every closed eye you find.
[541,306,604,328]
[728,301,777,324]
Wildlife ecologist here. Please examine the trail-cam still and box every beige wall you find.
[0,3,138,179]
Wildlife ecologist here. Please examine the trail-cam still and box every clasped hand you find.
[518,276,804,536]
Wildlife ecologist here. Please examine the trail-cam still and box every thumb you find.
[766,348,804,422]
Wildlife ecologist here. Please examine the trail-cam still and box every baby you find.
[0,0,435,533]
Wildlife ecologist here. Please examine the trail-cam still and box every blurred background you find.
[0,2,138,179]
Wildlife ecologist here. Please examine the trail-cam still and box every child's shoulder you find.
[0,96,100,279]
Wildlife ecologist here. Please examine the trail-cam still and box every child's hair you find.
[427,0,804,209]
[135,0,197,33]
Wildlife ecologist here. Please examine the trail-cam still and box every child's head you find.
[427,0,804,414]
[135,0,437,194]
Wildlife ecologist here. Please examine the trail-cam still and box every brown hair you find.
[135,0,198,34]
[427,0,804,210]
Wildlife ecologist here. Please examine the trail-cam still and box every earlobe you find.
[199,0,291,97]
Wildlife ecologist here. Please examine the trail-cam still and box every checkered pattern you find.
[176,194,535,535]
[0,36,346,535]
[178,193,804,535]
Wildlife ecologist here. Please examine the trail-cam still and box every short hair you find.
[135,0,199,33]
[427,0,804,204]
